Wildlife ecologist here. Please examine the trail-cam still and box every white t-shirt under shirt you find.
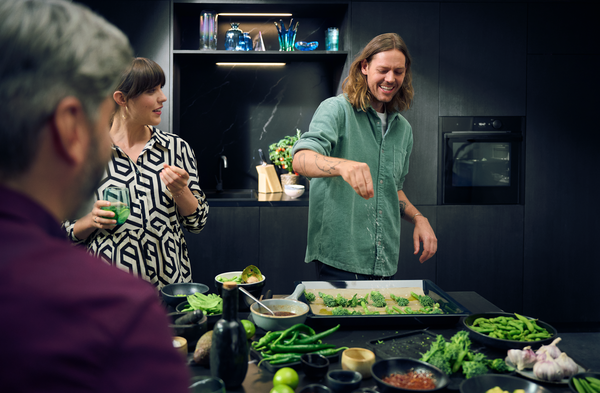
[376,108,388,136]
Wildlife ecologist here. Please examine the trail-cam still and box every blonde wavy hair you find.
[343,33,414,113]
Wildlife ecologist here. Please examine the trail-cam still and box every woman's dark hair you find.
[110,57,165,125]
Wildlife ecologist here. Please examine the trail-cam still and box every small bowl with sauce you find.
[371,358,449,393]
[249,298,309,331]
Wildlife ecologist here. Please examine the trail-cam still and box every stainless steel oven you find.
[439,116,525,205]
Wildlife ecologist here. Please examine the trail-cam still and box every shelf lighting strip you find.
[217,13,292,17]
[216,62,286,66]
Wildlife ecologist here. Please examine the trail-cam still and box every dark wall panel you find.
[76,0,172,131]
[524,54,600,326]
[396,206,438,282]
[352,2,440,205]
[439,3,527,116]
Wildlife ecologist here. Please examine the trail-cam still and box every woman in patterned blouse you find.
[64,58,209,289]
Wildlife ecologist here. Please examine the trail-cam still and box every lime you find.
[241,319,256,340]
[270,385,295,393]
[273,367,299,390]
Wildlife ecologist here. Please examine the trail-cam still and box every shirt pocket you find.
[393,145,408,182]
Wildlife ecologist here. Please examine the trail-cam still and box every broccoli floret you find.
[428,352,452,376]
[411,291,435,308]
[335,293,348,307]
[318,292,337,308]
[370,291,387,308]
[445,330,472,373]
[419,303,444,314]
[350,310,363,315]
[332,307,351,316]
[420,335,447,363]
[463,360,488,379]
[486,358,514,373]
[347,294,359,308]
[390,294,409,307]
[304,291,316,303]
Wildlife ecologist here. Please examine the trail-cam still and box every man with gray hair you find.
[0,1,190,391]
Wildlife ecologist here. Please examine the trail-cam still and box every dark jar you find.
[209,281,249,388]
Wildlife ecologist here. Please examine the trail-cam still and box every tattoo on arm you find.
[314,154,344,174]
[399,201,407,218]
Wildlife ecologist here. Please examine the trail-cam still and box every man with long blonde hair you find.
[292,33,437,280]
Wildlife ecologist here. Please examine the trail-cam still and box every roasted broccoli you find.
[347,294,360,308]
[370,291,387,308]
[390,293,409,307]
[332,306,351,316]
[318,292,337,308]
[462,360,489,379]
[360,300,379,315]
[411,291,435,308]
[335,293,348,307]
[304,291,316,303]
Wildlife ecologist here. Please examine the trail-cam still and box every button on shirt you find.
[292,94,413,277]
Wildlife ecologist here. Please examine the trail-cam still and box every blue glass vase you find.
[224,23,243,51]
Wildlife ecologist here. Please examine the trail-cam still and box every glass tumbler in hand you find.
[102,187,130,225]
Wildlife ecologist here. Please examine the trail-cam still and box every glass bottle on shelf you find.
[224,22,243,51]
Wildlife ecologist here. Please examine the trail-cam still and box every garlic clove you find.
[555,352,579,378]
[536,337,562,359]
[533,352,564,382]
[506,346,537,370]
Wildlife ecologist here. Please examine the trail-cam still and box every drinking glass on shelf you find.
[102,187,130,225]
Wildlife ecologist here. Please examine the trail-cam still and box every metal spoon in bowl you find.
[239,286,275,316]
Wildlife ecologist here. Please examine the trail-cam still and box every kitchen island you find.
[186,291,600,392]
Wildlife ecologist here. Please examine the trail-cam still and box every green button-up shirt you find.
[292,94,413,277]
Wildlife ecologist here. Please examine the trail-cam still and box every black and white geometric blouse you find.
[64,127,209,289]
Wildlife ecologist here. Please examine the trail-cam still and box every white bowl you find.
[284,184,305,198]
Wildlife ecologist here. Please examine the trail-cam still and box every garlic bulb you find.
[555,352,579,378]
[533,352,564,382]
[536,337,562,359]
[506,346,537,370]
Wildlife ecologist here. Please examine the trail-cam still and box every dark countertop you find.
[186,291,600,392]
[204,189,309,207]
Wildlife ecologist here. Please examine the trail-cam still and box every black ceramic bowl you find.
[463,312,558,350]
[371,358,449,393]
[302,353,330,380]
[214,271,266,311]
[568,372,600,393]
[299,384,332,393]
[460,374,552,393]
[326,370,362,393]
[167,311,207,349]
[176,300,222,328]
[161,282,209,308]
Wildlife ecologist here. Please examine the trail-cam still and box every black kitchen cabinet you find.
[439,3,527,116]
[185,206,260,293]
[259,206,314,295]
[435,205,524,314]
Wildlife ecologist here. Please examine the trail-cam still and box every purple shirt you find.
[0,186,190,392]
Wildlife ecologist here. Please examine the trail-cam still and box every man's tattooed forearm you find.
[399,201,407,218]
[314,154,344,174]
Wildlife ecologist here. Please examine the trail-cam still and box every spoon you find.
[239,287,275,316]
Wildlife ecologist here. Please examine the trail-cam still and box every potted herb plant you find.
[268,129,302,186]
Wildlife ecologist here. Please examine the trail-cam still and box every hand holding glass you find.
[102,187,130,225]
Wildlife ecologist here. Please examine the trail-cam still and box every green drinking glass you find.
[102,187,130,225]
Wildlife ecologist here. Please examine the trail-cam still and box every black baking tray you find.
[295,279,471,328]
[367,330,439,359]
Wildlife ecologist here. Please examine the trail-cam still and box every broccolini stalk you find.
[335,293,348,307]
[304,291,316,303]
[318,292,337,308]
[390,293,409,306]
[411,291,435,308]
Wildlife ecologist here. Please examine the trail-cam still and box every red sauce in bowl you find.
[382,370,436,390]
